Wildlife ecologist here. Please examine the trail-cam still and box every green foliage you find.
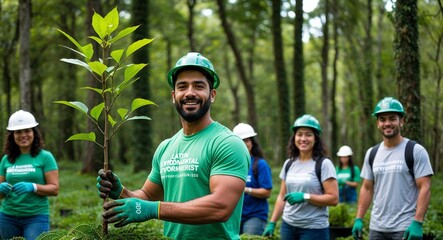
[54,7,157,147]
[329,203,355,227]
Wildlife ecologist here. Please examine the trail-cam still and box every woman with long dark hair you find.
[233,123,273,236]
[263,114,338,240]
[336,145,361,203]
[0,110,59,240]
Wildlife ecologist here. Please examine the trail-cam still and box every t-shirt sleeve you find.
[257,159,273,189]
[321,158,337,182]
[210,135,249,182]
[148,139,169,185]
[360,148,374,180]
[42,150,58,172]
[413,144,434,179]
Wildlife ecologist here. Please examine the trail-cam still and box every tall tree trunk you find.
[19,0,31,110]
[216,0,257,128]
[321,0,330,147]
[431,33,442,172]
[272,0,290,161]
[293,0,305,117]
[131,0,153,173]
[330,0,339,158]
[394,0,421,141]
[187,0,196,51]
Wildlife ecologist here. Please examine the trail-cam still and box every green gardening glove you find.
[12,182,35,195]
[262,222,276,236]
[352,218,363,239]
[284,192,305,205]
[402,220,423,240]
[97,169,123,199]
[103,198,159,227]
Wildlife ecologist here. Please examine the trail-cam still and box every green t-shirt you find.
[336,165,361,188]
[148,122,250,240]
[0,150,58,216]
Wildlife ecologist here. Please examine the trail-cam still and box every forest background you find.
[0,0,442,175]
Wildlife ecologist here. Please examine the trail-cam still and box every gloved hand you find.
[338,178,346,185]
[262,222,276,236]
[102,198,159,227]
[402,220,423,240]
[97,169,123,199]
[352,218,363,239]
[284,192,305,205]
[0,182,12,196]
[13,182,35,195]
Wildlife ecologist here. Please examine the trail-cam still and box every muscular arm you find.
[356,179,374,218]
[308,178,339,206]
[148,175,245,224]
[35,170,59,196]
[120,178,164,201]
[414,176,432,222]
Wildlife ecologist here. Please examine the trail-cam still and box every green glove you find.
[97,169,123,199]
[0,182,12,196]
[284,192,305,205]
[352,218,363,239]
[13,182,36,195]
[402,220,423,240]
[262,222,276,236]
[103,198,159,227]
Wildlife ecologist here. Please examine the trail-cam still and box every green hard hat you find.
[372,97,405,117]
[291,114,322,135]
[167,52,220,89]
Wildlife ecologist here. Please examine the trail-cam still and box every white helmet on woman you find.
[337,145,353,157]
[233,123,257,139]
[7,110,39,131]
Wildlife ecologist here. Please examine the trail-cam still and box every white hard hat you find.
[7,110,39,131]
[233,123,257,139]
[337,145,353,156]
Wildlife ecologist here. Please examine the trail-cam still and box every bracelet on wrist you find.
[248,187,252,194]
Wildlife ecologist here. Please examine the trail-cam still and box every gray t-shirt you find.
[361,138,434,232]
[280,157,337,229]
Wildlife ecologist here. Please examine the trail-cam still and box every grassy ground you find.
[30,161,443,239]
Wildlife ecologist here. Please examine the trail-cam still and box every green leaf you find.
[89,61,107,76]
[60,58,91,71]
[109,26,139,44]
[124,63,147,82]
[56,29,84,54]
[108,114,116,127]
[53,101,88,114]
[90,103,104,121]
[81,43,94,61]
[126,116,152,121]
[92,11,107,39]
[104,7,119,35]
[88,36,103,45]
[126,39,154,57]
[117,108,129,120]
[60,45,85,58]
[80,86,103,95]
[111,49,125,63]
[131,98,157,112]
[66,132,96,142]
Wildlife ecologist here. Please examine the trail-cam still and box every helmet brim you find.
[7,123,39,131]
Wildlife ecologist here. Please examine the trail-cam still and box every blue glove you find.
[284,192,305,205]
[13,182,35,195]
[352,218,363,239]
[103,198,159,227]
[97,169,123,199]
[262,222,276,236]
[0,182,12,196]
[402,220,423,240]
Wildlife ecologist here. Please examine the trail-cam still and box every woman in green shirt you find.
[335,145,360,203]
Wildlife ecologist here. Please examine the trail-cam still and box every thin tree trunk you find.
[187,0,196,51]
[293,0,305,117]
[321,0,330,147]
[19,0,31,110]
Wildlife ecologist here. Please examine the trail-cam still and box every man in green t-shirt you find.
[97,52,250,239]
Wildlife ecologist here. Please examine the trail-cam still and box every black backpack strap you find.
[315,157,325,192]
[368,143,381,170]
[284,159,295,176]
[405,140,416,179]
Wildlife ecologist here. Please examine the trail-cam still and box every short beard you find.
[175,97,211,122]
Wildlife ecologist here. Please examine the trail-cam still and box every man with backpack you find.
[352,97,433,240]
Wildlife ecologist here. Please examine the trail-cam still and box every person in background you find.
[352,97,433,240]
[233,123,273,236]
[0,110,59,240]
[263,114,338,240]
[335,145,360,203]
[97,52,250,240]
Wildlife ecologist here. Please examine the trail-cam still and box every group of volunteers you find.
[0,52,433,240]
